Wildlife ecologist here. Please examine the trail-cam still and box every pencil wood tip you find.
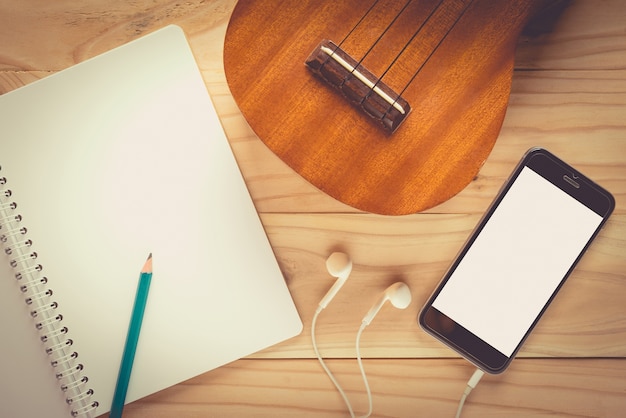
[142,253,153,274]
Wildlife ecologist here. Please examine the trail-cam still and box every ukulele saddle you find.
[305,39,411,133]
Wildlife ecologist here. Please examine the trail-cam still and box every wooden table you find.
[1,1,624,416]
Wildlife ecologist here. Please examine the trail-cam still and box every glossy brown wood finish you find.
[224,0,549,215]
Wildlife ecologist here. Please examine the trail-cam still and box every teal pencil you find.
[110,253,153,418]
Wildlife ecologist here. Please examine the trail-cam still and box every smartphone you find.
[419,148,614,374]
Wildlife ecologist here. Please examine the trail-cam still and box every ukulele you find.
[224,0,552,215]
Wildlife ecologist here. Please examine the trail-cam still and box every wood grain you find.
[122,358,626,418]
[216,68,626,215]
[1,0,624,416]
[223,0,551,215]
[1,1,624,214]
[249,212,626,359]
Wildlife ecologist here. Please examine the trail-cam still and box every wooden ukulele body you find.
[224,0,548,215]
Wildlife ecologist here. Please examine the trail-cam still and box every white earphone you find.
[312,252,413,418]
[312,252,355,416]
[362,282,412,326]
[357,281,412,418]
[318,251,352,310]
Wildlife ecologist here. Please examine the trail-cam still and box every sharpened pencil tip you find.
[142,253,153,274]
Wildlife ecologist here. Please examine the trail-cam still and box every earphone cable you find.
[455,368,484,418]
[356,322,373,418]
[312,306,356,418]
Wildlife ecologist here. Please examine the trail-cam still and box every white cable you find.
[455,368,484,418]
[355,322,373,418]
[312,306,356,418]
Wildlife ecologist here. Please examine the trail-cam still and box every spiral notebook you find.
[0,25,302,418]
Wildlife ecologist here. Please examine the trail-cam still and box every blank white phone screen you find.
[432,166,602,356]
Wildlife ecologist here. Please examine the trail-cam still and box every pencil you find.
[110,253,153,418]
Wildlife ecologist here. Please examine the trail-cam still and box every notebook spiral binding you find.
[0,167,99,417]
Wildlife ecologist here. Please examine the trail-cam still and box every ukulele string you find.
[373,0,445,85]
[337,0,382,49]
[335,0,452,114]
[357,0,475,119]
[320,0,383,68]
[361,0,446,111]
[320,0,412,82]
[318,0,476,120]
[350,0,414,68]
[330,0,420,110]
[395,0,475,100]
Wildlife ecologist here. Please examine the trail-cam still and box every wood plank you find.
[1,0,623,360]
[516,0,626,70]
[246,212,626,359]
[0,0,236,72]
[0,71,51,94]
[2,1,624,72]
[1,2,624,215]
[2,1,624,417]
[218,69,626,214]
[110,357,626,418]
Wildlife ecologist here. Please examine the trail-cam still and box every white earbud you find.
[318,252,353,310]
[362,282,412,326]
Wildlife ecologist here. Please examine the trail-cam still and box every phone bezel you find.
[418,147,615,374]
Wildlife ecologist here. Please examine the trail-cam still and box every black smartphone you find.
[419,148,614,374]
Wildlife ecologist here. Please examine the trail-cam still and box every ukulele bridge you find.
[305,40,410,133]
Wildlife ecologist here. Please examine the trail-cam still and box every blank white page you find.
[0,25,302,417]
